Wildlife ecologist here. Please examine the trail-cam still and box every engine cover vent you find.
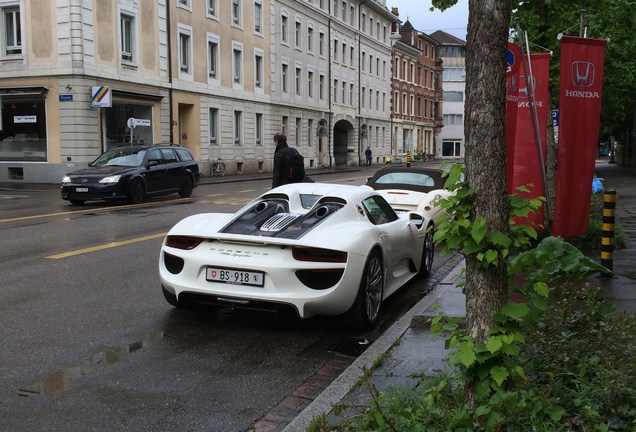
[260,213,301,232]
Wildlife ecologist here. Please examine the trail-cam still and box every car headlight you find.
[99,175,121,184]
[62,175,71,183]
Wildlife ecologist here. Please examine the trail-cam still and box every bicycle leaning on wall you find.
[209,158,226,177]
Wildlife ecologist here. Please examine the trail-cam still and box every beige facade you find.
[0,0,398,183]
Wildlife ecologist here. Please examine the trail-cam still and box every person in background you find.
[272,132,294,188]
[365,147,372,166]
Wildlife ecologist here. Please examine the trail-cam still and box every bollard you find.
[406,151,411,167]
[601,188,616,276]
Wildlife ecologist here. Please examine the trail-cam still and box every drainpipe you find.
[357,1,368,165]
[328,5,333,167]
[166,1,174,144]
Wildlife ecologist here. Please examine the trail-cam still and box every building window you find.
[233,111,242,145]
[361,86,365,108]
[295,67,301,95]
[207,0,217,17]
[209,108,218,145]
[361,52,365,71]
[341,81,346,104]
[319,31,325,56]
[255,113,263,145]
[295,20,301,48]
[376,90,380,110]
[2,6,20,56]
[333,79,338,103]
[341,42,346,65]
[319,74,325,100]
[350,46,354,65]
[350,5,355,26]
[0,98,47,161]
[232,44,243,84]
[350,83,354,107]
[254,50,263,88]
[442,140,462,157]
[308,71,314,98]
[333,38,338,61]
[281,14,288,44]
[308,119,313,146]
[282,116,288,134]
[178,28,192,73]
[232,0,241,26]
[443,67,465,81]
[120,13,134,62]
[361,12,366,32]
[282,63,288,93]
[295,118,301,145]
[254,1,262,33]
[208,36,219,78]
[307,26,313,52]
[443,114,463,125]
[341,1,347,23]
[443,91,464,102]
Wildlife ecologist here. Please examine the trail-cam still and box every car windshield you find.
[375,172,435,187]
[91,149,147,167]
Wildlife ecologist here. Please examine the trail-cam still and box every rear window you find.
[375,172,435,187]
[175,148,194,161]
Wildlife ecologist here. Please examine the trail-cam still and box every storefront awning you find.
[112,88,164,100]
[0,86,48,96]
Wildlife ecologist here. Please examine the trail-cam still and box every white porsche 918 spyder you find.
[159,183,435,329]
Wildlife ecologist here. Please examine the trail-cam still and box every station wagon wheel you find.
[350,250,384,330]
[178,175,194,198]
[128,179,145,204]
[419,226,434,278]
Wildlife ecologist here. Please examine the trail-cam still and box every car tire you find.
[350,250,384,330]
[69,199,85,205]
[127,179,145,204]
[419,225,435,278]
[178,175,194,198]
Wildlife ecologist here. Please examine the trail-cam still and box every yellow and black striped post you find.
[406,151,411,167]
[601,188,616,276]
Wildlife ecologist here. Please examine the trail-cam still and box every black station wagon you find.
[61,144,200,205]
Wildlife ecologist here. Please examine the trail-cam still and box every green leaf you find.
[500,302,530,320]
[488,230,512,248]
[455,341,476,368]
[486,336,503,354]
[532,282,549,298]
[547,405,566,421]
[490,366,509,387]
[471,219,487,243]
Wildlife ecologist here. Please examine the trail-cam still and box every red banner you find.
[553,36,607,237]
[509,53,551,228]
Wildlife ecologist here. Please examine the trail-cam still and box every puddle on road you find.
[17,331,164,397]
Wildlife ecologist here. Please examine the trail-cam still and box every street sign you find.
[91,86,112,108]
[506,43,522,77]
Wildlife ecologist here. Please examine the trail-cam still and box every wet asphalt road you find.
[0,170,454,431]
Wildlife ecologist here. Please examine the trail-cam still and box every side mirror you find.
[408,212,424,229]
[147,160,159,168]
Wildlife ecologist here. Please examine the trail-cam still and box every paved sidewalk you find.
[282,161,636,431]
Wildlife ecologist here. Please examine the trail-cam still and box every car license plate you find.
[75,187,89,192]
[206,267,264,287]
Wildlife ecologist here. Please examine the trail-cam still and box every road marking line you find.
[0,198,190,224]
[206,193,225,197]
[46,232,168,259]
[239,189,256,193]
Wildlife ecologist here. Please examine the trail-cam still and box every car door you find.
[361,196,416,293]
[160,148,184,191]
[144,148,169,193]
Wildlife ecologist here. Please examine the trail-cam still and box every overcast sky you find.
[388,0,468,40]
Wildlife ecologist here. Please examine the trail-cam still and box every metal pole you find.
[517,26,553,226]
[601,188,616,277]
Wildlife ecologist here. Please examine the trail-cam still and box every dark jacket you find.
[272,140,296,188]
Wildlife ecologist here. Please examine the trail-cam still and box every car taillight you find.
[292,247,347,263]
[165,236,204,250]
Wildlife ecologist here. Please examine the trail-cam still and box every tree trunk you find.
[464,0,512,342]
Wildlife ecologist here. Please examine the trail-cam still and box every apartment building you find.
[430,29,466,159]
[390,18,442,160]
[0,0,397,183]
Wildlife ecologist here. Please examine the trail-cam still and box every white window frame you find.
[207,34,220,80]
[254,48,264,90]
[307,70,314,98]
[281,61,289,93]
[319,30,325,57]
[319,74,325,101]
[177,0,192,12]
[209,107,219,145]
[206,0,218,18]
[253,0,262,34]
[307,25,314,53]
[231,0,242,27]
[120,11,135,63]
[178,25,193,77]
[295,19,302,49]
[2,4,22,57]
[281,13,288,45]
[232,42,244,86]
[295,65,302,96]
[233,110,243,145]
[255,113,263,145]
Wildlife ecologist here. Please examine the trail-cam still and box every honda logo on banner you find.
[572,61,595,87]
[553,36,608,237]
